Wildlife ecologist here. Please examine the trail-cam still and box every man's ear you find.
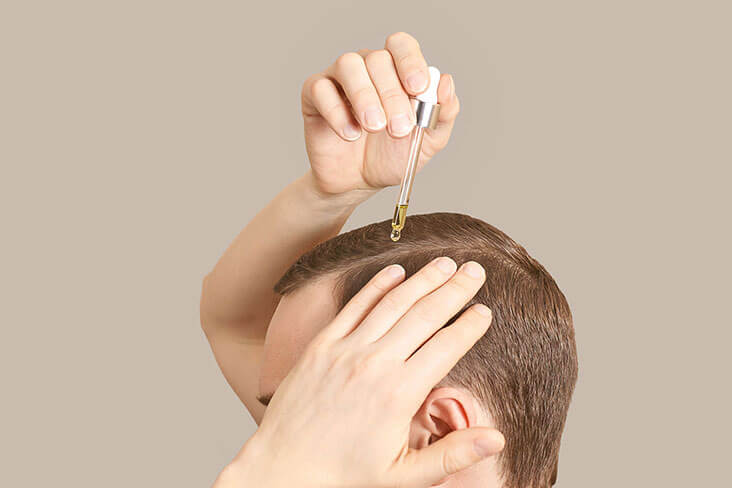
[409,387,479,449]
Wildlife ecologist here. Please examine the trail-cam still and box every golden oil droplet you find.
[389,204,408,242]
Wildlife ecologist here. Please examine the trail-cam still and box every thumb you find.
[396,428,505,488]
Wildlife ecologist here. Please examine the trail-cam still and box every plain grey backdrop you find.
[2,0,730,486]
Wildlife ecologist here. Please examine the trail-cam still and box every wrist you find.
[222,436,289,488]
[300,170,379,215]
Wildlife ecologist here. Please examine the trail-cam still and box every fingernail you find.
[389,113,413,137]
[463,261,485,279]
[435,257,457,274]
[343,122,361,140]
[473,433,505,457]
[407,71,428,92]
[363,107,386,130]
[474,304,492,317]
[387,264,405,277]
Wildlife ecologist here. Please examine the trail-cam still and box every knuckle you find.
[302,74,322,99]
[380,86,408,105]
[309,77,330,98]
[448,275,478,297]
[383,382,406,409]
[378,291,402,314]
[350,350,382,377]
[422,263,450,285]
[426,266,446,284]
[350,84,377,106]
[441,450,461,475]
[386,31,418,50]
[411,301,437,325]
[320,101,343,120]
[307,334,330,353]
[394,52,419,69]
[331,346,351,368]
[301,343,329,371]
[335,51,363,72]
[347,293,373,313]
[365,49,392,66]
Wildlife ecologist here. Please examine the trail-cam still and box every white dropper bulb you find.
[416,66,440,104]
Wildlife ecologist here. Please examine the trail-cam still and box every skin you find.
[214,260,505,488]
[256,275,504,488]
[201,32,503,486]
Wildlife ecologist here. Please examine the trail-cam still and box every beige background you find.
[2,0,730,486]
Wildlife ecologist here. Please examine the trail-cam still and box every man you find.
[201,32,577,488]
[213,256,508,488]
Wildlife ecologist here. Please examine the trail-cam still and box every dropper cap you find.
[412,66,441,129]
[417,66,441,104]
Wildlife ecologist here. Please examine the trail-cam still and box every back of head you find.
[275,212,578,488]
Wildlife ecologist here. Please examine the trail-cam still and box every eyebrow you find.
[256,394,273,407]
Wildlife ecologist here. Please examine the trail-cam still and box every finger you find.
[384,32,429,96]
[406,303,493,395]
[393,428,505,488]
[302,74,362,141]
[346,257,457,345]
[318,264,405,342]
[380,261,486,359]
[364,49,415,138]
[435,73,459,129]
[419,73,460,159]
[325,52,387,132]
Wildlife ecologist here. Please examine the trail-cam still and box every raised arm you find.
[200,32,460,422]
[200,174,369,421]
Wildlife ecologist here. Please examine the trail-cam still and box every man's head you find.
[261,212,577,488]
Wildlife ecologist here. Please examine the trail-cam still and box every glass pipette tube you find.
[390,126,426,241]
[389,66,442,242]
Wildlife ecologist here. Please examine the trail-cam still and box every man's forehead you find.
[259,273,341,403]
[282,273,340,309]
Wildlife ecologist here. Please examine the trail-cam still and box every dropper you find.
[390,66,441,242]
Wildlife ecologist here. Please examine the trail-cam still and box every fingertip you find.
[386,263,406,278]
[473,430,506,458]
[372,264,406,290]
[437,74,454,104]
[434,76,459,127]
[342,122,362,141]
[388,113,415,138]
[462,261,485,280]
[362,106,387,132]
[405,68,429,95]
[434,256,458,274]
[473,303,492,319]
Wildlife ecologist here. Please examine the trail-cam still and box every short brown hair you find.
[274,213,578,488]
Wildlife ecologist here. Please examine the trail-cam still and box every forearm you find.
[201,170,374,338]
